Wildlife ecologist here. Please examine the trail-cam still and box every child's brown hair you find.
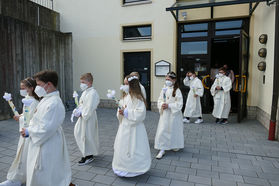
[127,75,146,106]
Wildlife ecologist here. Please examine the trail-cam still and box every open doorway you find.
[211,37,239,113]
[123,52,151,109]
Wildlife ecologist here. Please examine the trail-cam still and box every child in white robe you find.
[73,73,100,165]
[20,70,74,186]
[0,78,39,186]
[154,72,184,159]
[112,75,151,177]
[183,71,204,124]
[210,67,232,124]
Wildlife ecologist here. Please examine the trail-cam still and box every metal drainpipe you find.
[268,0,279,140]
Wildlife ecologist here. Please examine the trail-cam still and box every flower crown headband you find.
[167,73,176,78]
[128,76,138,82]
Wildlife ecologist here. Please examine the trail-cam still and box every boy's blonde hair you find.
[80,73,93,83]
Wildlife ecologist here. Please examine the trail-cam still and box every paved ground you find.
[1,108,279,186]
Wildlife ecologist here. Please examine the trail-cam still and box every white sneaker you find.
[194,119,203,124]
[183,118,190,123]
[0,180,21,186]
[156,150,165,159]
[172,148,180,152]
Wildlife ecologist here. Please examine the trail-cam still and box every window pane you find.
[216,20,242,29]
[215,30,240,36]
[124,0,149,3]
[181,41,208,55]
[183,23,208,32]
[123,25,151,39]
[182,32,208,38]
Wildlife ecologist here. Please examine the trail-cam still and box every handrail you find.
[235,75,247,93]
[202,75,210,90]
[200,74,247,92]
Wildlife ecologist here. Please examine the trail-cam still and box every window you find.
[183,23,208,32]
[215,20,243,36]
[123,25,151,41]
[123,0,150,4]
[181,41,208,55]
[215,20,242,30]
[181,23,208,38]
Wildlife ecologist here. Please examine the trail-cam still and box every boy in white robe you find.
[210,67,232,124]
[20,70,75,186]
[183,71,204,124]
[154,72,184,159]
[0,78,39,186]
[112,75,151,177]
[73,73,100,165]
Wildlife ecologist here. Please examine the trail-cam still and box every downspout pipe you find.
[268,0,279,140]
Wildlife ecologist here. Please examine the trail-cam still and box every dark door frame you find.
[177,17,250,120]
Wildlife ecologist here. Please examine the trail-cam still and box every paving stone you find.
[166,171,188,181]
[147,176,171,186]
[197,170,219,179]
[233,169,258,178]
[243,176,270,186]
[93,175,116,185]
[219,173,244,182]
[73,171,95,181]
[170,179,194,186]
[188,175,211,185]
[212,178,237,186]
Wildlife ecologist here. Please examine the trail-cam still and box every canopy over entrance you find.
[166,0,272,21]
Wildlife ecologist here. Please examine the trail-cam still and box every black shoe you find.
[216,118,220,123]
[78,157,86,164]
[78,155,94,166]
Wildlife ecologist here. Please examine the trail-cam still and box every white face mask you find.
[20,89,28,97]
[120,85,129,94]
[35,85,47,98]
[80,83,88,91]
[190,76,194,80]
[165,80,173,87]
[219,73,224,77]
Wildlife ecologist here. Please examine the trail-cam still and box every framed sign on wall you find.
[155,60,171,77]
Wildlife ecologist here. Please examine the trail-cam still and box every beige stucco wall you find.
[247,2,275,116]
[54,0,176,102]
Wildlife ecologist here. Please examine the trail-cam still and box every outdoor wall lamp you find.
[258,48,267,58]
[257,61,266,71]
[181,12,187,20]
[259,34,268,44]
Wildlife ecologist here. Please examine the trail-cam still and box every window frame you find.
[122,0,152,6]
[122,24,152,41]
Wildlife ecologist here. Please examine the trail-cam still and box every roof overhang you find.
[166,0,271,22]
